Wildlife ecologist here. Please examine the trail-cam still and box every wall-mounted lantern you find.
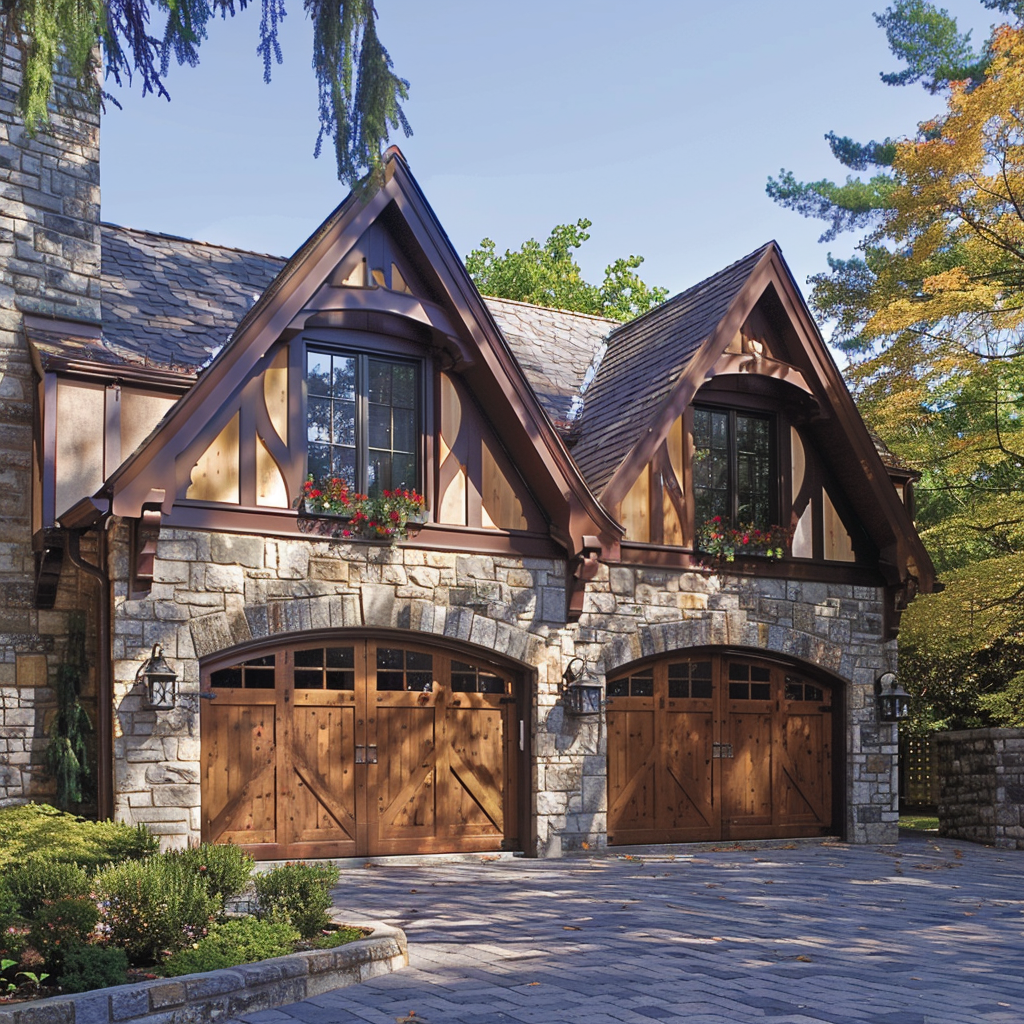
[138,643,178,710]
[875,671,910,723]
[561,657,603,716]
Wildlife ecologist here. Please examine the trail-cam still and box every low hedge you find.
[0,804,157,870]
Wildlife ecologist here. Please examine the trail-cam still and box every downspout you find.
[66,528,113,820]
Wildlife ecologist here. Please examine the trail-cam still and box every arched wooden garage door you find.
[200,636,524,858]
[606,651,836,845]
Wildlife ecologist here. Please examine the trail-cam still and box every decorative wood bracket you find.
[33,528,65,609]
[567,535,603,623]
[130,507,163,597]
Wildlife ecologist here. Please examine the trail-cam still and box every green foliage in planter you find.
[96,857,220,966]
[310,925,365,949]
[165,844,254,910]
[7,859,91,918]
[44,612,92,809]
[57,944,129,994]
[0,804,157,870]
[162,918,299,977]
[28,898,100,973]
[253,863,339,939]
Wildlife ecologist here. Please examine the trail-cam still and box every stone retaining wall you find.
[936,727,1024,849]
[0,921,406,1024]
[108,524,898,851]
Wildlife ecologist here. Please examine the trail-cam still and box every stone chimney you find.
[0,33,101,804]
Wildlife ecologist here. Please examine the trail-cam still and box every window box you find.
[296,479,426,543]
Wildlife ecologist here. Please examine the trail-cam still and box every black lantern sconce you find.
[138,643,178,710]
[561,657,603,716]
[875,671,910,723]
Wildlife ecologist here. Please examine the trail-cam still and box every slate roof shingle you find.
[100,223,286,372]
[484,297,616,428]
[571,244,771,496]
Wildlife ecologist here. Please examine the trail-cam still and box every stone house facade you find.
[0,76,935,855]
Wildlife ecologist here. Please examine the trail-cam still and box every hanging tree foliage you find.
[0,0,411,185]
[768,1,1024,729]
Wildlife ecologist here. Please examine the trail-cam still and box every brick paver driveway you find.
[241,834,1022,1024]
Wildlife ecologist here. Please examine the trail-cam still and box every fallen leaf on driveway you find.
[563,925,581,931]
[795,955,813,962]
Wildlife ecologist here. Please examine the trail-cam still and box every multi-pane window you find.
[306,350,418,495]
[692,407,773,529]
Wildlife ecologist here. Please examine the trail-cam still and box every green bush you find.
[162,918,299,977]
[310,925,364,949]
[57,944,129,993]
[253,863,339,939]
[96,856,220,966]
[7,859,91,918]
[166,844,254,909]
[0,878,17,932]
[0,804,157,870]
[28,898,99,973]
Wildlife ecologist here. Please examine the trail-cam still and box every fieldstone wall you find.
[0,36,101,805]
[936,727,1024,849]
[109,523,897,852]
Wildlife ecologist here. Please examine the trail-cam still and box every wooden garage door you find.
[606,653,833,845]
[200,639,522,858]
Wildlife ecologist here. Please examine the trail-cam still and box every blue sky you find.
[101,0,995,332]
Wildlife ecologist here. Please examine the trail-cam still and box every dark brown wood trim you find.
[161,503,563,557]
[41,371,57,530]
[36,359,195,391]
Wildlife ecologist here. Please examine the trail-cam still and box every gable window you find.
[306,349,419,494]
[692,407,773,528]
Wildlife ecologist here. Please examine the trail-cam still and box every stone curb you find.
[0,919,407,1024]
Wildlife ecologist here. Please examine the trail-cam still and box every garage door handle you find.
[355,745,378,764]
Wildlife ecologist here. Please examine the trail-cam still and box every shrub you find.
[310,925,364,949]
[165,844,254,909]
[253,863,339,939]
[96,857,220,966]
[28,898,99,973]
[0,879,17,932]
[7,859,91,918]
[163,918,299,977]
[57,944,129,994]
[0,804,157,870]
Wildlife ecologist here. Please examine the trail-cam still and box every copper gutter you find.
[66,529,113,820]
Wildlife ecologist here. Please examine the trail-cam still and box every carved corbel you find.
[130,507,163,597]
[567,535,603,623]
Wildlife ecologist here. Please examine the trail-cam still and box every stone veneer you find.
[0,36,101,805]
[936,727,1024,850]
[109,523,899,852]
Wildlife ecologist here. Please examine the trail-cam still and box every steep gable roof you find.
[100,149,621,555]
[573,244,771,495]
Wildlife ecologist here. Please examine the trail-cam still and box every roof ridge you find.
[606,240,776,340]
[483,294,621,325]
[101,221,288,262]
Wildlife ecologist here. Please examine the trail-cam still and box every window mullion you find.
[729,410,739,525]
[357,354,369,494]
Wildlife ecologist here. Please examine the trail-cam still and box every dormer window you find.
[692,406,774,529]
[306,349,419,495]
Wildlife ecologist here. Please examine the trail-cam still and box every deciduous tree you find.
[465,219,668,323]
[769,1,1024,728]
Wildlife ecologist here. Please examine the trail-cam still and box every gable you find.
[98,151,619,558]
[570,244,935,594]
